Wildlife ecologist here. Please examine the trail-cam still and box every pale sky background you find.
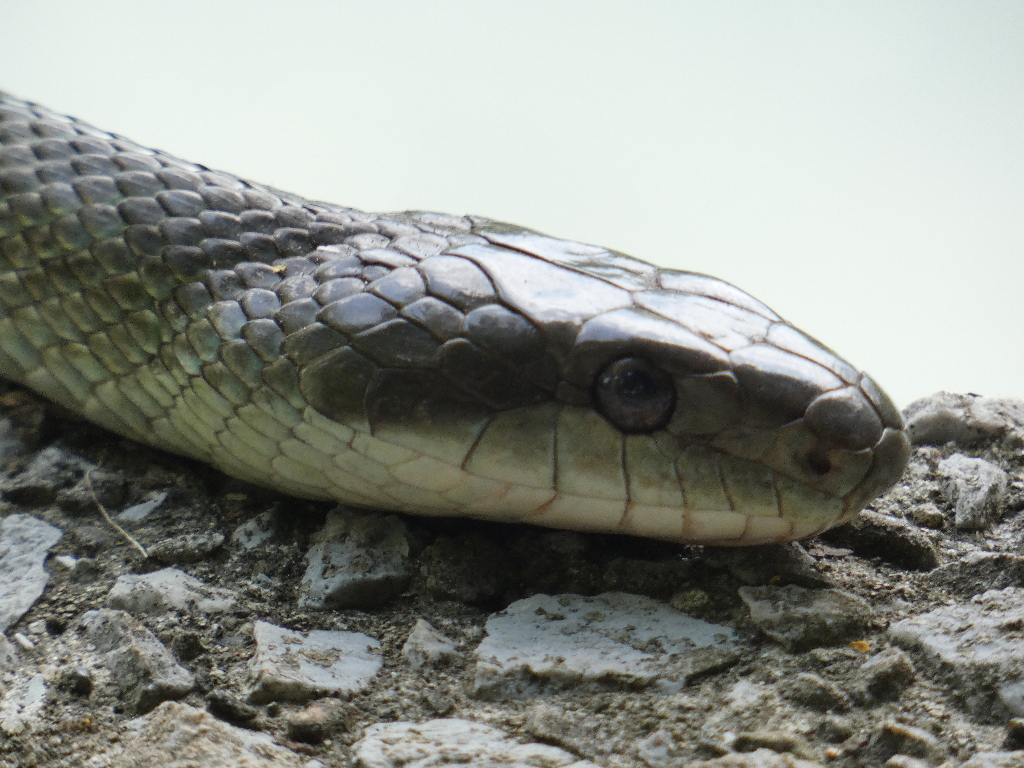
[1,1,1021,409]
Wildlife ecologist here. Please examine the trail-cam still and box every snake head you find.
[458,226,911,545]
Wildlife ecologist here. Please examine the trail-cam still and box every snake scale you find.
[0,92,910,545]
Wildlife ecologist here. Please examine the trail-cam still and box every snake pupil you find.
[593,357,676,433]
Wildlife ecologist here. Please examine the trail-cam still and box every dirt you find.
[0,389,1023,768]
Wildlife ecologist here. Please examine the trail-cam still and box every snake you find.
[0,92,910,546]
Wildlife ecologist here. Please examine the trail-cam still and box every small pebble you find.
[60,666,93,697]
[147,532,226,564]
[206,690,261,727]
[285,699,353,743]
[401,619,458,668]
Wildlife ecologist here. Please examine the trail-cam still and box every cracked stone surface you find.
[0,514,61,633]
[299,508,411,610]
[90,701,307,768]
[245,620,382,704]
[473,592,736,699]
[80,609,195,715]
[352,718,601,768]
[107,568,237,614]
[738,585,874,651]
[401,618,459,668]
[937,453,1009,530]
[889,587,1024,722]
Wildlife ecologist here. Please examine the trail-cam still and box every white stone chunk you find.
[246,620,381,703]
[0,634,19,672]
[473,592,735,699]
[937,453,1008,530]
[890,587,1024,721]
[299,508,410,609]
[116,491,167,522]
[231,511,277,550]
[903,391,1024,445]
[88,701,307,768]
[107,567,236,614]
[0,514,62,632]
[0,674,47,735]
[80,609,195,714]
[353,718,599,768]
[401,619,459,668]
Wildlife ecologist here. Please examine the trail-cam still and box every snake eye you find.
[593,357,676,433]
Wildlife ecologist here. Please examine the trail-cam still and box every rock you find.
[733,730,812,758]
[1005,718,1024,750]
[79,608,195,714]
[52,551,102,581]
[960,752,1024,768]
[107,567,237,614]
[71,524,118,557]
[927,552,1024,598]
[147,532,225,564]
[908,501,946,529]
[299,507,410,609]
[716,543,836,588]
[169,631,206,662]
[852,648,916,703]
[0,513,62,632]
[58,665,94,697]
[818,511,940,571]
[401,618,458,668]
[687,748,825,767]
[0,634,19,672]
[865,719,947,764]
[882,756,933,768]
[422,687,455,715]
[0,674,47,735]
[718,680,784,728]
[635,729,684,767]
[205,690,260,727]
[937,453,1008,530]
[816,716,856,743]
[352,718,600,768]
[889,587,1024,722]
[90,701,306,768]
[523,702,586,755]
[231,511,277,550]
[738,585,873,651]
[245,620,381,703]
[116,491,167,522]
[785,672,851,712]
[0,447,95,508]
[903,392,1024,445]
[473,592,736,699]
[284,698,354,743]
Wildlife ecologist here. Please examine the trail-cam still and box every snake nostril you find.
[807,448,832,477]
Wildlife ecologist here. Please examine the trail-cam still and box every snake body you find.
[0,93,909,545]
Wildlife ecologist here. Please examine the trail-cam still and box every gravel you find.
[0,389,1023,766]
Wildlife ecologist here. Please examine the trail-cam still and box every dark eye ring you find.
[593,357,676,433]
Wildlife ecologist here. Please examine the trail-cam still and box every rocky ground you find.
[0,389,1022,768]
